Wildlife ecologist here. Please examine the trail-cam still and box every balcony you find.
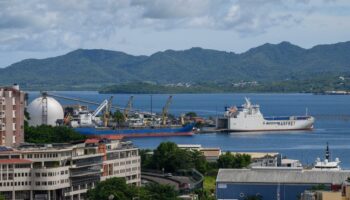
[70,165,102,177]
[72,156,103,168]
[0,124,5,131]
[0,112,5,118]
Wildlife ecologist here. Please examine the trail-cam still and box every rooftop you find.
[217,168,350,184]
[0,159,32,164]
[228,152,279,159]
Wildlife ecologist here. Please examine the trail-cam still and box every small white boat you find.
[312,143,341,171]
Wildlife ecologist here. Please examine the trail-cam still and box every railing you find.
[70,168,101,177]
[73,157,103,167]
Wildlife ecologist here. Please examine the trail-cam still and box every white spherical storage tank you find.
[27,96,64,127]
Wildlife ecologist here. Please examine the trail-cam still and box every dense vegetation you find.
[99,82,223,94]
[1,41,350,91]
[87,177,179,200]
[99,73,350,94]
[217,152,251,168]
[24,125,86,143]
[141,142,251,200]
[141,142,251,174]
[141,142,209,174]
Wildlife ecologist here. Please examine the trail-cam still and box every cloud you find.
[0,0,348,52]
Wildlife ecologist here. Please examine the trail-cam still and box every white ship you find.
[312,143,341,171]
[217,98,315,131]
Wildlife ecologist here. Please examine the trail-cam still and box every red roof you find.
[0,159,32,164]
[85,138,100,144]
[102,135,124,140]
[86,135,124,142]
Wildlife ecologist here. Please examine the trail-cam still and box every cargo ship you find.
[74,123,195,138]
[216,98,315,131]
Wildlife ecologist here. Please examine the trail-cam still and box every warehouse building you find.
[216,168,350,200]
[0,138,140,200]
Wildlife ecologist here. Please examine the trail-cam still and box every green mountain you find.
[1,41,350,90]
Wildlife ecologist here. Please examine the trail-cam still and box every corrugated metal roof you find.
[216,168,350,184]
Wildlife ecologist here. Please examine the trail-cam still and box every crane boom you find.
[124,96,134,120]
[162,95,173,125]
[103,96,114,127]
[43,92,143,113]
[92,99,108,117]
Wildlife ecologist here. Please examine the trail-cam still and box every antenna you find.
[325,142,330,161]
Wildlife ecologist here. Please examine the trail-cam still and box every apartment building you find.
[0,138,141,200]
[0,84,25,147]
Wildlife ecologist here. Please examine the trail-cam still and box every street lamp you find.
[108,194,114,200]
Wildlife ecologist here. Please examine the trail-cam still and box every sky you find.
[0,0,349,67]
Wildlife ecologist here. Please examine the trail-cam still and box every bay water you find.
[28,92,350,168]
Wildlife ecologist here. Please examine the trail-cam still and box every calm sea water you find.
[27,92,350,168]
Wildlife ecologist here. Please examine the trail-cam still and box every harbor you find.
[27,91,350,168]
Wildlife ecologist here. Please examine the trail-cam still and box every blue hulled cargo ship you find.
[74,123,195,138]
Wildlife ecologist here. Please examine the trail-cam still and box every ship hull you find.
[74,124,194,138]
[227,116,315,132]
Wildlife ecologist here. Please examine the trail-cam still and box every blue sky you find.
[0,0,349,67]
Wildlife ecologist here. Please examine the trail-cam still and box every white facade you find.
[0,139,141,200]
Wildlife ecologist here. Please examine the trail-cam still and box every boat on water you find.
[216,97,315,132]
[312,143,341,171]
[74,123,195,138]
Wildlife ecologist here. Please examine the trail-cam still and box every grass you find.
[204,176,216,193]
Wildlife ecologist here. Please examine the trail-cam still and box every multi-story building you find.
[0,138,141,200]
[0,84,25,147]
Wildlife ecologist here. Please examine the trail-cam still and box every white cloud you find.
[0,0,348,65]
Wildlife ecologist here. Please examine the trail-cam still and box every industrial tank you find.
[27,96,64,127]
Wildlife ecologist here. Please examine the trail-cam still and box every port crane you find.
[123,96,134,121]
[42,92,144,115]
[103,96,114,127]
[162,95,173,125]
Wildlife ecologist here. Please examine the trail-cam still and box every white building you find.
[0,138,141,200]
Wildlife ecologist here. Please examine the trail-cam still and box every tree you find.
[152,142,178,172]
[311,184,327,191]
[151,141,203,172]
[142,183,180,200]
[87,178,179,200]
[25,125,86,143]
[0,194,5,200]
[185,112,197,118]
[139,149,153,169]
[113,109,125,125]
[195,189,216,200]
[87,178,138,200]
[217,152,235,168]
[217,152,251,168]
[191,150,208,174]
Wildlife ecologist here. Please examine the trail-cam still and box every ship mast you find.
[325,142,330,161]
